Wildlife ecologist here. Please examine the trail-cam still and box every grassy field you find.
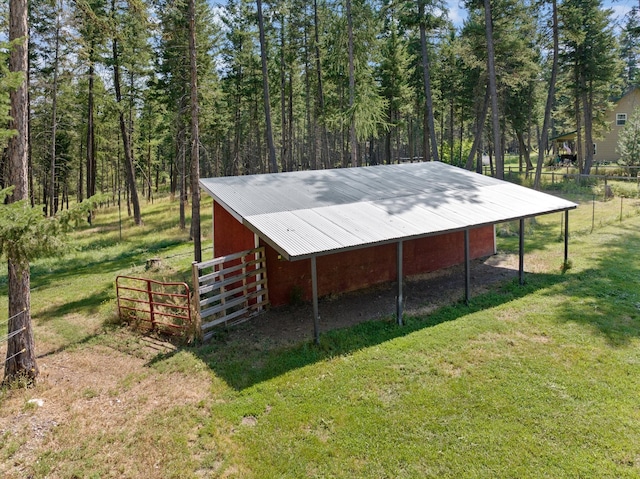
[1,183,640,478]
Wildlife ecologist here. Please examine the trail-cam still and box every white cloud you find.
[446,0,467,28]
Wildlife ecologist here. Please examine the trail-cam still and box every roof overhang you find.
[549,131,577,142]
[200,162,577,261]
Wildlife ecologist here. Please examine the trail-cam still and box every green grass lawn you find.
[1,188,640,478]
[193,216,640,478]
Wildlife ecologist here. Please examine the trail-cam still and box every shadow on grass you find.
[27,236,189,293]
[35,285,114,320]
[179,273,566,391]
[147,225,640,391]
[549,224,640,346]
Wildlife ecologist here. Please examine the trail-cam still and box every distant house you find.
[551,87,640,164]
[596,87,640,161]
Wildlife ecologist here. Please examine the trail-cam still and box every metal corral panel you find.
[200,162,577,260]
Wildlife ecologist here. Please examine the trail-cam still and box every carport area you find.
[199,161,577,343]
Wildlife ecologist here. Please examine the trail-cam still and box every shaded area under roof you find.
[200,162,577,261]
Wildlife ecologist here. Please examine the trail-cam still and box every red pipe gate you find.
[116,276,193,337]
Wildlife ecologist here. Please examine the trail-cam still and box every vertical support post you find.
[620,196,623,222]
[254,235,264,312]
[192,261,202,337]
[396,241,403,326]
[211,200,216,258]
[147,279,156,329]
[311,256,320,345]
[519,218,525,285]
[564,210,569,265]
[241,252,248,310]
[591,194,595,232]
[464,229,471,304]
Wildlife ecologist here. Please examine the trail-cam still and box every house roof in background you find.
[200,162,577,261]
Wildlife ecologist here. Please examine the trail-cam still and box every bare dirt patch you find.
[0,335,214,478]
[229,254,520,347]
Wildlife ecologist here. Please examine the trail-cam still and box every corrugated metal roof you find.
[200,162,577,261]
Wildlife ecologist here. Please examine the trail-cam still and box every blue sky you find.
[445,0,635,30]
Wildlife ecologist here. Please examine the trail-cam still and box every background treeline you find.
[1,0,639,218]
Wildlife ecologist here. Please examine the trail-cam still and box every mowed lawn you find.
[1,192,639,478]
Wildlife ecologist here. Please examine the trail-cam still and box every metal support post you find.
[564,210,569,265]
[519,218,525,285]
[311,256,320,344]
[464,229,471,304]
[396,241,404,326]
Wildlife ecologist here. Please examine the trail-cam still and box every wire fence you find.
[494,167,640,241]
[0,309,27,365]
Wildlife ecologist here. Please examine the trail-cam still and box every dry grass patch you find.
[0,337,217,478]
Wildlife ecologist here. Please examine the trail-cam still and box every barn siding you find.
[213,202,256,256]
[214,201,496,307]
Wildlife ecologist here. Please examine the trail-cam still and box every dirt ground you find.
[230,253,520,346]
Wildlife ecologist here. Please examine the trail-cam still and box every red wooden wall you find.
[213,202,496,306]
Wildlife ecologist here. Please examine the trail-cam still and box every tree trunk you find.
[280,16,288,171]
[257,0,278,173]
[188,0,201,262]
[465,85,490,170]
[49,2,60,217]
[111,5,142,225]
[419,1,439,162]
[178,114,186,230]
[534,0,558,190]
[5,0,39,384]
[582,86,594,174]
[346,0,358,167]
[575,78,583,172]
[484,0,503,178]
[313,0,330,169]
[86,44,96,223]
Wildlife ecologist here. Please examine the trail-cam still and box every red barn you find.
[198,162,576,341]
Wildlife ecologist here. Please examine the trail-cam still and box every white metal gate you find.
[192,247,269,341]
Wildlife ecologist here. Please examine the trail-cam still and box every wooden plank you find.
[200,288,266,319]
[201,306,250,330]
[199,278,268,308]
[199,257,264,284]
[202,305,268,331]
[199,267,266,297]
[197,247,264,270]
[199,266,267,294]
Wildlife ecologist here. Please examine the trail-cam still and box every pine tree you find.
[4,0,39,384]
[617,107,640,166]
[559,0,622,174]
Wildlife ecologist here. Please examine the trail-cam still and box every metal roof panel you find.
[201,162,577,260]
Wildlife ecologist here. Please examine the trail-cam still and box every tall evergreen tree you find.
[620,7,640,90]
[559,0,621,174]
[535,0,559,189]
[5,0,39,383]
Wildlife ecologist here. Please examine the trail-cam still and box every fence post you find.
[620,196,623,222]
[192,261,202,338]
[591,194,595,233]
[147,279,155,329]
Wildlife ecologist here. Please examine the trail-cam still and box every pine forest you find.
[1,0,639,218]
